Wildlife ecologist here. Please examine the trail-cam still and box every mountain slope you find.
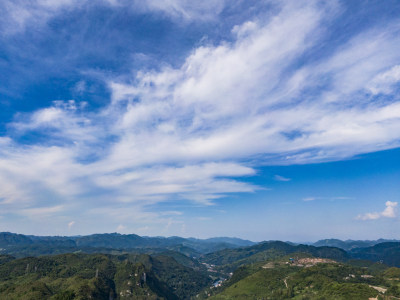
[208,261,391,300]
[313,238,400,251]
[0,252,211,299]
[201,241,349,271]
[350,242,400,267]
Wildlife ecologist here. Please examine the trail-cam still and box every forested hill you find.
[200,240,400,271]
[350,242,400,266]
[0,253,211,299]
[313,238,400,251]
[0,232,255,257]
[200,241,349,272]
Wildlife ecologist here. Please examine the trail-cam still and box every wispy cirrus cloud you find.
[0,0,82,35]
[367,65,400,95]
[0,0,227,35]
[356,201,398,220]
[274,175,291,182]
[20,205,65,219]
[68,221,75,229]
[127,0,227,21]
[303,197,352,202]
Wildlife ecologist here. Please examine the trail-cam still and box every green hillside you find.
[200,241,349,272]
[0,253,211,299]
[207,259,400,300]
[350,242,400,266]
[2,235,400,299]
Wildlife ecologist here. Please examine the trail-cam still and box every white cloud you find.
[303,197,317,202]
[20,205,64,218]
[303,196,352,202]
[368,65,400,95]
[159,211,183,216]
[1,1,400,233]
[105,1,400,166]
[232,21,259,38]
[274,175,291,182]
[68,221,75,229]
[357,201,398,221]
[11,100,96,146]
[382,201,398,218]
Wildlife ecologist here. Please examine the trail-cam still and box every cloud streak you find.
[0,0,227,35]
[274,175,291,182]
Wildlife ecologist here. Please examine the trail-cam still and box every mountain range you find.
[1,232,400,299]
[312,238,400,251]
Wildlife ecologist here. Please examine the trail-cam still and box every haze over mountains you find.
[312,238,400,251]
[0,232,255,257]
[1,232,400,267]
[2,232,398,251]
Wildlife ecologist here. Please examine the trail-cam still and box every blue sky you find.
[0,0,400,241]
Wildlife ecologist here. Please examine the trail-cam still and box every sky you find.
[0,0,400,242]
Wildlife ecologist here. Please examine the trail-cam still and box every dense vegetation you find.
[200,241,349,272]
[0,253,211,299]
[2,233,400,299]
[206,261,400,300]
[350,242,400,266]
